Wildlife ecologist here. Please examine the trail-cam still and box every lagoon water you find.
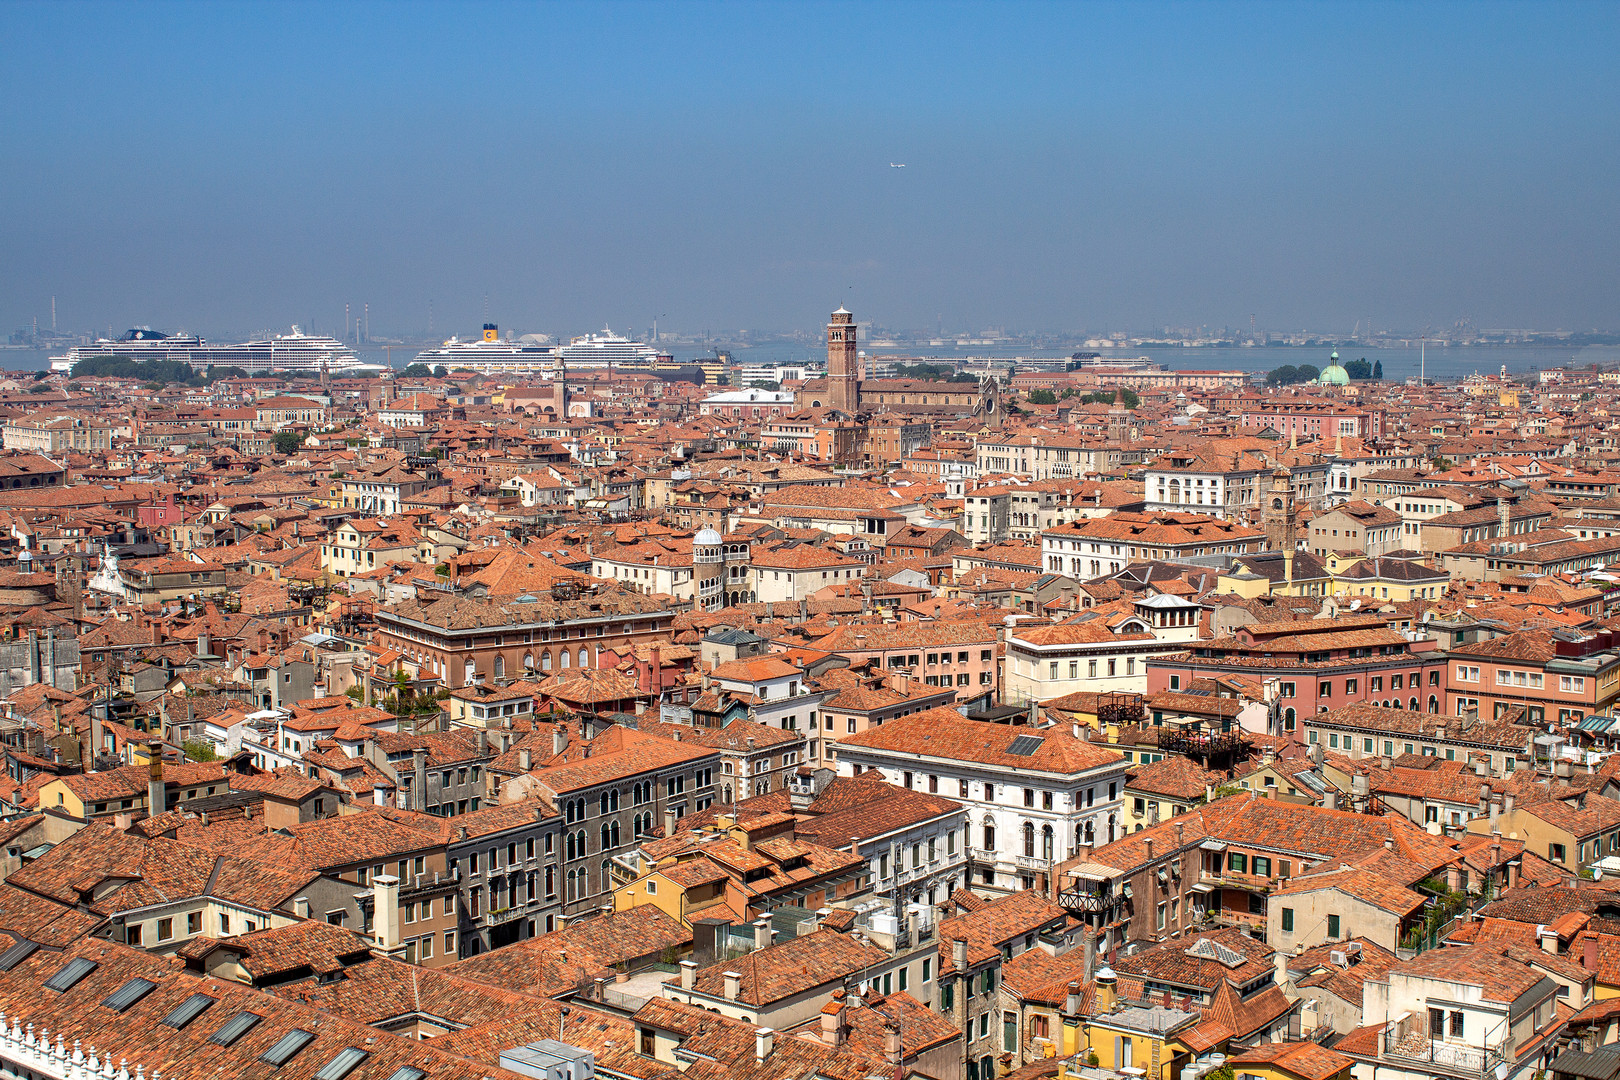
[5,342,1614,384]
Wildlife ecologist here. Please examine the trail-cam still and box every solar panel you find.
[102,977,157,1012]
[209,1011,264,1046]
[260,1030,315,1066]
[387,1068,426,1080]
[1007,735,1045,756]
[162,993,216,1029]
[43,957,98,992]
[315,1048,370,1080]
[0,940,37,972]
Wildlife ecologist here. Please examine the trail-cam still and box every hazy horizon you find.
[4,1,1617,341]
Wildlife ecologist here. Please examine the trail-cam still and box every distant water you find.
[668,342,1620,383]
[0,345,407,374]
[7,341,1616,383]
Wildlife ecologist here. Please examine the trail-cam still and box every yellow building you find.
[1226,1041,1355,1080]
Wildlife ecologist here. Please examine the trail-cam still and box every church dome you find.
[1318,350,1350,386]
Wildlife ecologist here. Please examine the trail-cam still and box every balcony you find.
[1380,1028,1505,1080]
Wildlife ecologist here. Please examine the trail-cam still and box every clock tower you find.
[827,306,859,414]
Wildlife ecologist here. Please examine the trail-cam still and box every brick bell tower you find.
[827,306,858,414]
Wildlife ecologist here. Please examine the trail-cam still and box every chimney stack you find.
[372,875,402,952]
[146,742,165,814]
[754,917,773,952]
[755,1028,775,1063]
[553,724,567,756]
[723,971,742,1001]
[294,896,311,919]
[819,1000,847,1047]
[519,748,532,772]
[679,960,697,991]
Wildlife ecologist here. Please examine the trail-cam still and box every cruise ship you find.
[557,328,665,371]
[411,325,561,376]
[51,326,374,375]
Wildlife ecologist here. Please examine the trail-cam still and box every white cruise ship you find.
[557,328,664,371]
[52,326,374,375]
[412,324,561,376]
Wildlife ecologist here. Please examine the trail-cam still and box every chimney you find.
[1064,981,1082,1018]
[883,1020,901,1067]
[411,747,427,810]
[1144,837,1153,861]
[146,742,165,813]
[294,897,311,919]
[553,724,567,756]
[723,971,742,1001]
[679,960,697,991]
[1585,935,1599,970]
[953,938,968,975]
[755,1028,775,1063]
[373,875,402,951]
[819,1001,846,1047]
[754,917,773,951]
[665,807,677,836]
[1498,498,1510,537]
[1505,793,1516,813]
[1094,966,1117,1012]
[519,748,532,772]
[1379,755,1391,770]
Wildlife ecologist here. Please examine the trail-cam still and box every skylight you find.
[102,977,157,1012]
[0,940,38,972]
[162,993,216,1029]
[315,1048,370,1080]
[1007,735,1044,756]
[43,957,98,992]
[259,1030,316,1066]
[209,1011,264,1046]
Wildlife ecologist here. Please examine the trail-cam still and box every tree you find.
[402,363,432,377]
[1060,387,1077,399]
[273,430,305,455]
[431,365,449,378]
[182,738,218,762]
[1117,387,1140,409]
[1372,359,1384,380]
[1027,388,1058,405]
[1344,359,1373,380]
[1265,365,1299,386]
[1296,364,1320,383]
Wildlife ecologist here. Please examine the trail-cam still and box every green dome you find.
[1318,363,1350,386]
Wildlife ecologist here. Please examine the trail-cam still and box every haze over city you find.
[3,1,1617,340]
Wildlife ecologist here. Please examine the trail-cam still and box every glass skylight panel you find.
[315,1048,370,1080]
[162,993,216,1029]
[209,1011,264,1046]
[0,940,38,971]
[43,957,98,991]
[102,977,157,1012]
[260,1029,315,1066]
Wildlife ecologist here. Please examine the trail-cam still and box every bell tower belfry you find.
[827,306,858,413]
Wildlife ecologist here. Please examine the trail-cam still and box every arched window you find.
[560,650,571,669]
[610,789,620,811]
[1042,824,1054,861]
[464,659,476,684]
[724,784,733,804]
[601,823,612,850]
[523,652,534,671]
[611,820,620,847]
[1429,695,1439,714]
[1107,813,1117,843]
[1392,698,1403,709]
[600,792,611,815]
[494,655,505,679]
[566,832,577,860]
[578,648,589,669]
[1283,707,1296,731]
[982,818,996,851]
[1022,822,1036,858]
[542,651,553,671]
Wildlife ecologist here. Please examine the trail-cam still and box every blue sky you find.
[2,1,1616,339]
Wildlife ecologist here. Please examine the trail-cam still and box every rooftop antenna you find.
[428,299,434,335]
[363,302,369,345]
[51,296,56,332]
[345,302,350,341]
